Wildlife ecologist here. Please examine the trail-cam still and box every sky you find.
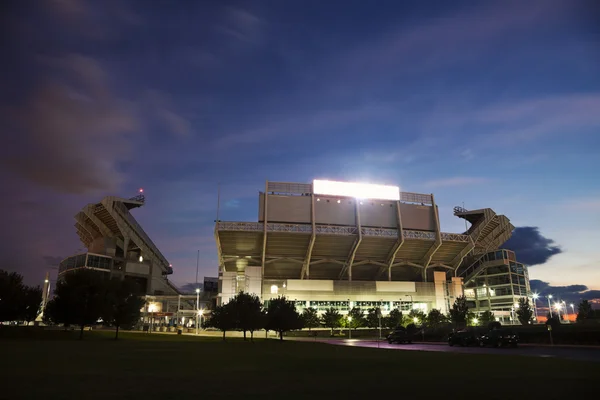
[1,0,599,303]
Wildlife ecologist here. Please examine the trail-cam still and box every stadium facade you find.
[59,192,179,295]
[215,180,533,323]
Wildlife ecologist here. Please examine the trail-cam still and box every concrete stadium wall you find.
[259,193,438,231]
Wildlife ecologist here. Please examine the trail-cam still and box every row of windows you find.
[58,253,112,273]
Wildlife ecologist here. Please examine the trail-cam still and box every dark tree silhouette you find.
[347,307,365,332]
[301,307,320,331]
[479,310,496,326]
[102,278,145,339]
[449,295,469,327]
[365,307,382,329]
[321,307,342,336]
[425,308,447,328]
[576,300,594,323]
[207,304,235,340]
[230,292,264,340]
[43,269,107,339]
[516,297,534,325]
[385,308,403,329]
[265,296,303,340]
[0,270,40,322]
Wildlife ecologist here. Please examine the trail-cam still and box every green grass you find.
[1,328,597,399]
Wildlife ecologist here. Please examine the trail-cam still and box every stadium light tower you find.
[196,287,200,335]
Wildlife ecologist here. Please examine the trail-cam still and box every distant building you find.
[215,180,534,323]
[59,192,178,295]
[203,277,219,293]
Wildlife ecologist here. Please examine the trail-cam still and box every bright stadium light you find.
[313,179,400,201]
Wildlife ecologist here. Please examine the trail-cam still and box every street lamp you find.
[348,316,352,340]
[473,318,479,326]
[532,293,539,322]
[554,302,562,321]
[547,295,553,318]
[195,288,200,335]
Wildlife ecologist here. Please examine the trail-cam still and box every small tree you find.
[207,304,235,340]
[265,296,303,340]
[479,310,496,326]
[425,309,447,329]
[301,307,320,331]
[0,270,26,322]
[365,307,382,329]
[385,308,403,329]
[407,309,426,326]
[488,321,502,330]
[449,295,469,328]
[576,300,594,323]
[230,292,264,340]
[21,286,43,323]
[516,297,534,325]
[321,307,342,336]
[102,278,145,340]
[347,307,365,331]
[546,312,560,330]
[44,269,106,339]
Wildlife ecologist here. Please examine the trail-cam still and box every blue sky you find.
[1,0,599,297]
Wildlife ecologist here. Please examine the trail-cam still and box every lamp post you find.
[547,295,553,318]
[348,316,352,340]
[532,293,539,323]
[378,301,382,340]
[554,302,561,322]
[195,288,200,335]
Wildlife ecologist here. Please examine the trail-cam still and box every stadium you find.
[216,180,533,323]
[59,191,178,295]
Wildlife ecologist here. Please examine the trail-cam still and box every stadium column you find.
[347,199,362,281]
[421,194,442,282]
[261,180,268,280]
[301,191,316,279]
[386,200,404,281]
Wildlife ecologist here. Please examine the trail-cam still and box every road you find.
[294,338,600,363]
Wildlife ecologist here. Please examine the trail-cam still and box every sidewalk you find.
[411,341,600,349]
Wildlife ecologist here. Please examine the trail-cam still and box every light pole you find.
[547,295,553,318]
[562,301,568,323]
[378,302,382,340]
[532,293,539,323]
[195,288,200,335]
[348,316,352,340]
[554,302,562,322]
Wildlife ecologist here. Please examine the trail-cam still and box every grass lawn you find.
[1,328,597,399]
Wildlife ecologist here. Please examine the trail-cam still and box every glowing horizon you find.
[313,179,400,201]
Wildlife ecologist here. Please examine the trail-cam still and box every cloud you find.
[145,90,192,138]
[530,279,600,305]
[422,177,488,188]
[42,256,63,266]
[178,282,203,294]
[216,7,262,45]
[1,54,138,194]
[504,227,562,266]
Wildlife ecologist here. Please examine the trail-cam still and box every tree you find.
[449,295,469,327]
[321,307,342,336]
[425,309,447,329]
[265,296,303,340]
[230,292,264,340]
[102,278,145,340]
[488,321,502,330]
[365,307,382,329]
[22,286,43,323]
[385,308,403,329]
[479,310,496,326]
[207,304,236,340]
[546,312,560,330]
[576,300,594,323]
[43,269,107,339]
[301,307,320,331]
[0,270,25,322]
[407,309,426,326]
[466,311,477,326]
[516,297,534,325]
[347,307,365,331]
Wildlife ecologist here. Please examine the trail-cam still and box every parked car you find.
[387,327,413,344]
[448,330,479,347]
[479,329,519,347]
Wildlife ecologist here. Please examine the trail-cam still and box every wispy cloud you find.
[422,177,489,188]
[216,7,262,45]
